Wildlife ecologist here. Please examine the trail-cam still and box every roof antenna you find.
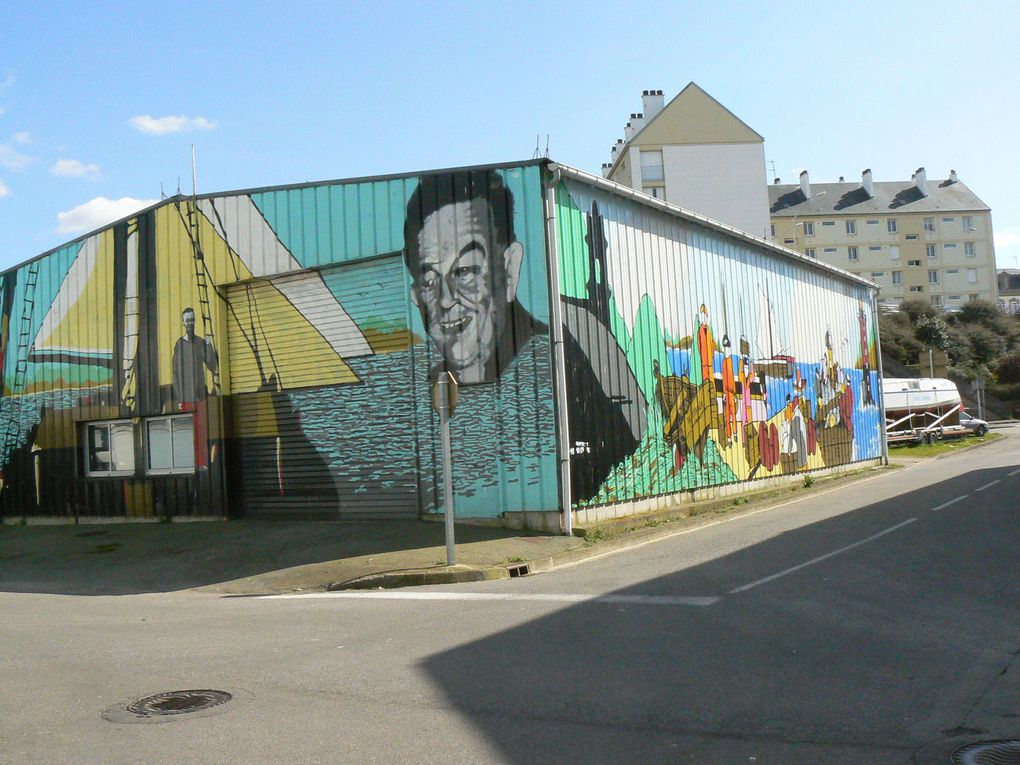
[160,182,167,200]
[191,144,198,197]
[176,177,182,196]
[544,134,550,159]
[532,134,542,160]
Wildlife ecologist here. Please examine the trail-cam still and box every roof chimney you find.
[773,177,781,184]
[914,166,928,197]
[641,89,665,121]
[601,163,611,178]
[838,176,845,183]
[799,170,811,199]
[861,168,874,198]
[624,120,635,141]
[630,112,645,135]
[949,169,958,184]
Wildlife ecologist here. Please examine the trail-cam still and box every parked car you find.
[960,411,989,437]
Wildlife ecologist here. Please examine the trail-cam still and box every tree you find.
[997,353,1020,385]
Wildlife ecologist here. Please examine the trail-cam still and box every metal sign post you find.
[431,372,459,566]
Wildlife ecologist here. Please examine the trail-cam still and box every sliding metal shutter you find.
[226,257,417,518]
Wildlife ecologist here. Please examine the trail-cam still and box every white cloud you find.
[0,133,34,171]
[57,196,158,235]
[0,178,9,198]
[51,158,101,180]
[129,114,218,135]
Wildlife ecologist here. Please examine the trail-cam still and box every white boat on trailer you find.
[882,377,970,445]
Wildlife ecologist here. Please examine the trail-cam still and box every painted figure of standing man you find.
[172,307,218,468]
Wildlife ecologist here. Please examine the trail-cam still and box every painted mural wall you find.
[554,179,883,509]
[0,163,558,519]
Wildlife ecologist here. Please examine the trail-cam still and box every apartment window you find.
[970,293,979,301]
[947,269,960,274]
[845,220,856,235]
[868,246,882,251]
[906,234,918,240]
[805,248,816,258]
[965,242,975,258]
[848,246,859,261]
[784,238,795,245]
[924,217,935,232]
[962,216,974,230]
[84,421,135,477]
[949,295,961,300]
[929,269,939,284]
[871,272,885,278]
[824,247,837,253]
[892,270,902,285]
[942,217,954,223]
[887,219,898,233]
[931,295,942,306]
[927,244,936,258]
[642,186,666,200]
[889,245,900,260]
[944,243,957,249]
[966,269,977,284]
[146,415,195,475]
[821,221,835,227]
[770,224,776,238]
[803,222,814,236]
[910,286,924,293]
[640,150,664,182]
[867,219,879,225]
[908,259,921,266]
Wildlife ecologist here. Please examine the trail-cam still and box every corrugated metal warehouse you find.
[0,159,885,530]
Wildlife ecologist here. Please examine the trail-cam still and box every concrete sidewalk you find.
[0,432,1005,597]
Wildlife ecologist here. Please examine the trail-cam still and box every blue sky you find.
[1,1,1018,271]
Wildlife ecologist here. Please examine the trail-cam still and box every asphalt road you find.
[3,428,1018,764]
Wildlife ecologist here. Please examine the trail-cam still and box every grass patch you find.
[893,432,1002,458]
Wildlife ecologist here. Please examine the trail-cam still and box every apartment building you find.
[601,83,770,238]
[769,169,997,310]
[998,270,1020,313]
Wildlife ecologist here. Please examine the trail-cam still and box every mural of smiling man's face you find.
[411,196,522,383]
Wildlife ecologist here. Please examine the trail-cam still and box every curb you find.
[328,564,509,590]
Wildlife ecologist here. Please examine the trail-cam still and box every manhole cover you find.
[127,689,232,717]
[102,687,246,724]
[951,740,1020,765]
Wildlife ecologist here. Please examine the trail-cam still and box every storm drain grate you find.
[951,740,1020,765]
[507,563,531,578]
[126,689,232,717]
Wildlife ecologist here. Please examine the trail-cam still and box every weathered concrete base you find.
[571,459,884,526]
[500,511,562,533]
[0,515,228,526]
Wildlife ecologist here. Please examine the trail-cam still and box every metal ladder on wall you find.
[1,260,40,462]
[176,199,221,394]
[119,223,140,411]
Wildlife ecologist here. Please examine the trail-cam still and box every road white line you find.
[976,479,1001,493]
[259,592,720,607]
[1008,468,1020,477]
[729,517,918,595]
[932,496,967,512]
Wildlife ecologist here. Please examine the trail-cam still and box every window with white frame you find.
[965,242,975,258]
[146,415,195,475]
[824,247,837,253]
[887,219,898,233]
[871,271,885,278]
[966,269,977,284]
[85,421,135,477]
[805,248,816,258]
[848,246,859,261]
[931,295,942,306]
[927,244,936,258]
[924,217,935,232]
[942,217,954,223]
[640,150,664,182]
[910,286,924,292]
[642,186,666,200]
[944,243,957,249]
[803,222,814,236]
[929,269,939,284]
[908,259,922,266]
[889,245,900,260]
[963,215,974,230]
[845,220,856,235]
[892,270,902,285]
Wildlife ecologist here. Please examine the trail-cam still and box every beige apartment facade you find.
[603,83,770,239]
[769,169,997,310]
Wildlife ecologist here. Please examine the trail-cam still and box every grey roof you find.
[769,178,989,217]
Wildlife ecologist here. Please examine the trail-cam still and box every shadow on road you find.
[421,464,1020,764]
[0,518,542,596]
